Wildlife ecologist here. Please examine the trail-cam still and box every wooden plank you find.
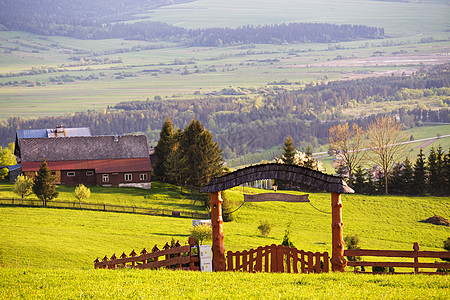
[135,256,191,269]
[244,193,309,203]
[345,249,450,259]
[347,261,450,269]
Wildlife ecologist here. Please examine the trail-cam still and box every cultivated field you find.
[0,0,449,119]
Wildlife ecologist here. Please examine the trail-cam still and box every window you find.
[102,174,109,182]
[125,173,132,181]
[51,171,56,175]
[140,173,147,181]
[86,171,94,176]
[67,171,75,177]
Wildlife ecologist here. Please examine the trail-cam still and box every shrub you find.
[190,224,212,245]
[344,234,361,262]
[372,266,394,273]
[443,237,450,262]
[281,223,295,248]
[222,191,234,222]
[258,221,273,236]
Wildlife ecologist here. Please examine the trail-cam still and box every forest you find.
[0,1,383,45]
[1,64,448,165]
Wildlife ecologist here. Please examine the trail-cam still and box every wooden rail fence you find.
[94,237,199,271]
[345,243,450,274]
[0,198,208,219]
[227,244,329,273]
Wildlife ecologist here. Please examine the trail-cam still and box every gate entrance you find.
[200,163,354,272]
[227,244,329,273]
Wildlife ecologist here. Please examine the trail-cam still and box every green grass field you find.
[0,181,449,298]
[1,268,449,299]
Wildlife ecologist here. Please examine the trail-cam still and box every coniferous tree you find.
[352,165,366,194]
[427,147,439,195]
[444,148,450,195]
[179,119,224,189]
[401,157,414,194]
[281,135,296,165]
[434,145,446,196]
[32,159,58,207]
[365,168,376,195]
[154,117,175,181]
[413,149,427,195]
[389,163,403,195]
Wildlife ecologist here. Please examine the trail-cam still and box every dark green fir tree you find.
[32,159,58,207]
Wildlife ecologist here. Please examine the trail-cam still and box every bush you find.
[190,224,212,245]
[258,221,273,236]
[372,266,394,273]
[443,237,450,262]
[344,234,361,262]
[281,223,295,248]
[222,191,234,222]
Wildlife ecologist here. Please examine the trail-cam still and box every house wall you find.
[61,169,96,186]
[97,171,151,187]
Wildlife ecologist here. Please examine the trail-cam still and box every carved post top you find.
[413,242,420,251]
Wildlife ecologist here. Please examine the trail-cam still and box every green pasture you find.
[0,181,205,212]
[146,0,450,36]
[0,268,449,299]
[1,27,449,119]
[0,182,448,270]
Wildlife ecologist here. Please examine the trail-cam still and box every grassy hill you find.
[0,182,449,298]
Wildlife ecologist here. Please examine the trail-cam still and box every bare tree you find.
[367,116,408,195]
[328,122,366,182]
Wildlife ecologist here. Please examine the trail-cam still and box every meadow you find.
[0,180,449,298]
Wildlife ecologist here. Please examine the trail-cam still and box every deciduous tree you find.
[12,174,33,203]
[367,116,408,195]
[328,123,366,182]
[74,184,91,207]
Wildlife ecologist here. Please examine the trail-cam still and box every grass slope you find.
[0,268,449,299]
[0,185,448,270]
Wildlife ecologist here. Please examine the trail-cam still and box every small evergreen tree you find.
[401,157,414,194]
[365,168,376,195]
[281,135,296,165]
[32,159,58,207]
[12,174,34,203]
[413,148,427,195]
[427,147,439,195]
[153,117,175,181]
[352,165,366,194]
[445,149,450,195]
[389,163,403,195]
[281,223,295,248]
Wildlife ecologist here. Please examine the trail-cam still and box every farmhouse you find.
[15,128,152,189]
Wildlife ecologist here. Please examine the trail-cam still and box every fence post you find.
[210,191,226,271]
[189,237,197,271]
[331,192,346,272]
[130,250,137,267]
[413,242,420,274]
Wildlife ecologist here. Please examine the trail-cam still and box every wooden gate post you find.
[211,191,226,271]
[330,192,346,272]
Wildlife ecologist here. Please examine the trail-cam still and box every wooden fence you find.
[94,237,199,271]
[345,243,450,274]
[0,198,208,219]
[227,244,329,273]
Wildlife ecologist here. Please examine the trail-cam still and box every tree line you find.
[1,1,383,45]
[328,117,450,196]
[352,146,450,196]
[0,65,448,165]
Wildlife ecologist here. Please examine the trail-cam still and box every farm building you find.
[15,128,152,189]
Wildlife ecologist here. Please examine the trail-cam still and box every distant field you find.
[147,0,450,36]
[0,0,449,120]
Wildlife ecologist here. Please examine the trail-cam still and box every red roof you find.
[21,158,152,173]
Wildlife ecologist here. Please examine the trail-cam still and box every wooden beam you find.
[244,193,309,203]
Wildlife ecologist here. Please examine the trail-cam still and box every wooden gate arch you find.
[200,163,354,272]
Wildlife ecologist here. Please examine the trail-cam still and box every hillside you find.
[0,185,448,270]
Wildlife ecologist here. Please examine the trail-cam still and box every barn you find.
[16,132,152,189]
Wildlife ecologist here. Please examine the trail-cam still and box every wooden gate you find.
[226,244,329,273]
